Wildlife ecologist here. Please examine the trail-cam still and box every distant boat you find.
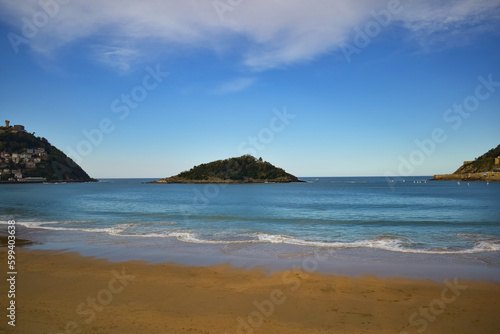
[458,182,461,186]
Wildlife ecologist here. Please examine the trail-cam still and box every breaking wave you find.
[2,220,499,255]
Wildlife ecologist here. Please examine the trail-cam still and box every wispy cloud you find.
[91,45,141,71]
[397,0,500,49]
[211,77,256,95]
[0,0,498,71]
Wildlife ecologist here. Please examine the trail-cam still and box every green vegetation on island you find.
[152,155,303,183]
[0,121,97,182]
[433,144,500,181]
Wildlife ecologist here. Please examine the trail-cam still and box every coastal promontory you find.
[152,155,303,183]
[0,121,97,183]
[433,144,500,181]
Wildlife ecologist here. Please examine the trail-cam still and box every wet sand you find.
[2,247,500,334]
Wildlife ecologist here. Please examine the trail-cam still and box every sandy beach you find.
[2,245,500,334]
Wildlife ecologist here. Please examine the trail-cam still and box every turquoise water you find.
[1,177,499,256]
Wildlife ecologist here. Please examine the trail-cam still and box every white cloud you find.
[397,0,500,49]
[211,77,256,95]
[0,0,498,70]
[91,45,141,71]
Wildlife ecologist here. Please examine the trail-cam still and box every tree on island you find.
[154,155,302,183]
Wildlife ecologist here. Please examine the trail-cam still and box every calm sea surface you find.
[1,177,499,258]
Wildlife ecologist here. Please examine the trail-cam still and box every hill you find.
[433,144,500,181]
[453,144,500,174]
[152,155,302,183]
[0,123,96,182]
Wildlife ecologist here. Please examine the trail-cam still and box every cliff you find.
[152,155,303,184]
[0,124,97,182]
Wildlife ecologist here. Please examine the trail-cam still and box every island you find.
[433,144,500,181]
[0,120,97,183]
[151,155,304,183]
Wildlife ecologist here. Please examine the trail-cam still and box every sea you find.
[1,177,500,279]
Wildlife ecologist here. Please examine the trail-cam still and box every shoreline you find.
[0,179,99,184]
[433,172,500,182]
[149,178,306,184]
[4,246,500,333]
[4,226,500,282]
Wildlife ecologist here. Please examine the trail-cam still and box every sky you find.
[0,0,499,178]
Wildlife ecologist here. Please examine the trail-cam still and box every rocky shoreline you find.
[149,177,304,184]
[433,171,500,182]
[0,179,99,184]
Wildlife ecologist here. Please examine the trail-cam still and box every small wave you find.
[457,233,479,238]
[457,233,498,241]
[473,241,500,252]
[0,220,135,236]
[3,221,499,254]
[254,232,334,247]
[126,231,253,244]
[229,233,500,254]
[132,231,200,242]
[455,234,500,252]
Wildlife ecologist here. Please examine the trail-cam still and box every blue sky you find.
[0,0,499,178]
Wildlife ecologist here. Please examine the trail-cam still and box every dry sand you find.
[2,247,500,334]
